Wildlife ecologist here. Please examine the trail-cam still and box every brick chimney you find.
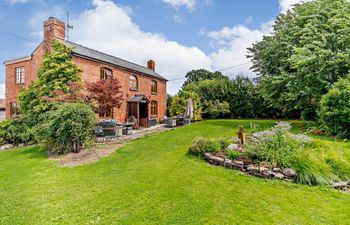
[147,60,155,71]
[43,17,65,52]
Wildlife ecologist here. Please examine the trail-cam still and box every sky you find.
[0,0,310,98]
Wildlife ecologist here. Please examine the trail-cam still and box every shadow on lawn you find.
[10,145,47,160]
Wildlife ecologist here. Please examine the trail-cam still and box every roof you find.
[0,99,5,109]
[3,55,31,65]
[128,95,150,103]
[64,41,167,81]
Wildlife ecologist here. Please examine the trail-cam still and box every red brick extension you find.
[4,17,167,124]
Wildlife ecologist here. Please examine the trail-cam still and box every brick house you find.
[4,17,167,127]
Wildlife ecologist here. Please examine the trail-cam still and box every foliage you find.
[84,77,124,115]
[246,122,313,168]
[169,90,202,120]
[188,137,220,157]
[291,153,336,186]
[0,119,24,146]
[166,94,173,116]
[228,151,241,160]
[217,137,233,151]
[186,76,280,119]
[41,103,96,154]
[318,76,350,138]
[182,69,228,87]
[202,100,230,119]
[44,82,84,104]
[248,0,350,119]
[0,113,40,146]
[19,40,82,114]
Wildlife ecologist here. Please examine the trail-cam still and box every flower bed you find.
[188,122,350,192]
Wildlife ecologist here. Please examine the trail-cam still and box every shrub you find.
[202,100,230,119]
[318,77,350,138]
[188,137,220,157]
[0,114,40,146]
[217,137,233,151]
[41,103,96,154]
[0,119,23,146]
[246,122,313,168]
[228,151,240,160]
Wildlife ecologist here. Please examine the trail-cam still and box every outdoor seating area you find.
[95,118,164,143]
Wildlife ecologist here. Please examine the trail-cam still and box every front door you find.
[139,101,148,127]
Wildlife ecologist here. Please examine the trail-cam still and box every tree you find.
[169,91,202,121]
[318,76,350,138]
[19,40,82,114]
[202,100,230,119]
[84,77,123,117]
[193,75,278,119]
[248,0,350,119]
[183,69,228,87]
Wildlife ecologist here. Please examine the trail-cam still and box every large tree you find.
[19,40,82,114]
[182,69,228,87]
[248,0,350,119]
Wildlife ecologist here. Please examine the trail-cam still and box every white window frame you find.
[15,67,25,84]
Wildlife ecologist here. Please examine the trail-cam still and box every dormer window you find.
[151,80,157,94]
[15,67,25,84]
[129,75,138,90]
[100,68,112,80]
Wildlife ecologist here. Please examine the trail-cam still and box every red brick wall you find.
[5,46,167,123]
[5,42,45,118]
[73,56,167,122]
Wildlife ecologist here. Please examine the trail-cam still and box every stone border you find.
[204,152,350,192]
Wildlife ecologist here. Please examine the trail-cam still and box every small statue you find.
[237,126,246,145]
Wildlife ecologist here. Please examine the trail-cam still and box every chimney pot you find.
[147,60,155,71]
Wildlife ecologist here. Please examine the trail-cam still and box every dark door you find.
[139,101,148,127]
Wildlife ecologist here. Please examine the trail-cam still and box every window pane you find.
[129,75,138,89]
[15,67,25,84]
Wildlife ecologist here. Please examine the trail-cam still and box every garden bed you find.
[189,121,350,192]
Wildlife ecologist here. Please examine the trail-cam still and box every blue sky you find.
[0,0,305,96]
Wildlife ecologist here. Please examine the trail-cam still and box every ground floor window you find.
[10,102,19,117]
[150,101,158,117]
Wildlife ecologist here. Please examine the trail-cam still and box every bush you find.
[245,122,313,168]
[318,77,350,138]
[0,119,23,146]
[188,137,220,157]
[0,114,40,146]
[202,100,230,119]
[228,151,240,160]
[217,137,233,151]
[41,103,96,154]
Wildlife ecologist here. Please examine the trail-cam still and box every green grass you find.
[1,120,350,224]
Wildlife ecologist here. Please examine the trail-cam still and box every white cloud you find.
[0,84,4,99]
[162,0,196,11]
[172,14,184,23]
[208,21,273,76]
[7,0,29,4]
[70,0,212,94]
[279,0,313,12]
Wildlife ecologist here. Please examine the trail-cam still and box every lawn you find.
[1,120,350,224]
